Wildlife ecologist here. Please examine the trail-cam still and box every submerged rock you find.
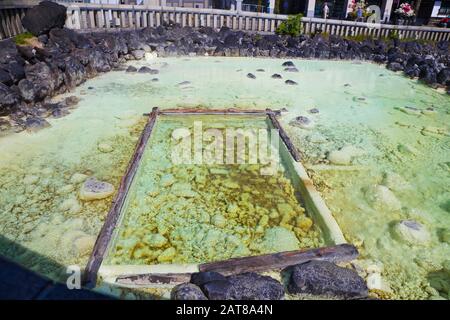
[285,80,298,85]
[79,177,114,201]
[286,260,368,299]
[247,73,256,79]
[365,185,402,211]
[22,1,67,36]
[259,226,299,252]
[171,283,208,300]
[308,108,319,114]
[392,220,431,245]
[97,143,113,153]
[328,145,364,165]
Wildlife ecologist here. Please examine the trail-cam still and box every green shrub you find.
[388,30,399,41]
[276,14,303,37]
[14,32,34,45]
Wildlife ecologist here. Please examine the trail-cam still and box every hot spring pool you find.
[0,57,448,299]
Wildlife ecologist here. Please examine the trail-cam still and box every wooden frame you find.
[84,108,347,289]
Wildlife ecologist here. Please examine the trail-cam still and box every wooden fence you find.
[1,1,450,41]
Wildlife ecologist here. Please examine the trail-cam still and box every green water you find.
[105,115,323,266]
[0,57,448,299]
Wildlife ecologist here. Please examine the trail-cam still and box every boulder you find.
[290,116,313,129]
[271,73,282,79]
[0,82,20,116]
[79,177,115,201]
[392,220,431,245]
[190,271,226,287]
[285,79,298,85]
[387,62,404,72]
[226,272,285,300]
[437,68,450,86]
[365,185,402,211]
[247,73,256,79]
[201,280,234,300]
[286,260,368,299]
[126,66,137,73]
[22,1,67,36]
[0,39,19,64]
[171,283,208,300]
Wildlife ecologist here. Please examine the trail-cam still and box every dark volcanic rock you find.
[0,83,20,116]
[190,272,226,287]
[0,39,19,64]
[271,73,282,79]
[22,1,67,36]
[387,62,404,72]
[282,61,295,67]
[247,73,256,79]
[226,272,284,300]
[25,116,51,132]
[201,280,234,300]
[284,67,299,72]
[286,260,368,299]
[171,283,208,300]
[285,79,298,85]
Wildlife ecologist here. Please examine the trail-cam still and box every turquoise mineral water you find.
[0,57,449,299]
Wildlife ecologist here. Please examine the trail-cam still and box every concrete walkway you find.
[0,257,112,300]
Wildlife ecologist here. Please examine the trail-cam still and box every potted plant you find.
[394,2,416,25]
[347,0,370,22]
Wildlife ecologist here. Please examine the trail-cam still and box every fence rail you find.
[1,1,450,41]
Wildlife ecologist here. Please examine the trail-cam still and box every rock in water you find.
[365,185,402,211]
[227,272,285,300]
[284,67,299,72]
[247,73,256,79]
[287,260,368,299]
[201,280,234,300]
[79,177,114,201]
[271,73,282,79]
[126,66,137,73]
[171,283,208,300]
[290,116,313,129]
[285,80,298,85]
[392,220,431,245]
[22,1,67,36]
[282,61,295,67]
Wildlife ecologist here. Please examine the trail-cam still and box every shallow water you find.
[105,115,323,266]
[0,57,449,298]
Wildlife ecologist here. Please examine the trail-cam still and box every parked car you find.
[437,16,450,28]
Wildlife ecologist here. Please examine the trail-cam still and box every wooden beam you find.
[83,107,159,288]
[266,109,302,162]
[198,244,358,275]
[116,273,192,286]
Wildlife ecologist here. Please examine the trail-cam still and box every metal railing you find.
[1,1,450,41]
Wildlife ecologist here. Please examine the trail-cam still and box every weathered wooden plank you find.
[116,273,192,286]
[199,244,358,275]
[152,108,281,116]
[267,110,301,162]
[83,107,160,288]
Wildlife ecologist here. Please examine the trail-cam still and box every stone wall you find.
[0,23,449,135]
